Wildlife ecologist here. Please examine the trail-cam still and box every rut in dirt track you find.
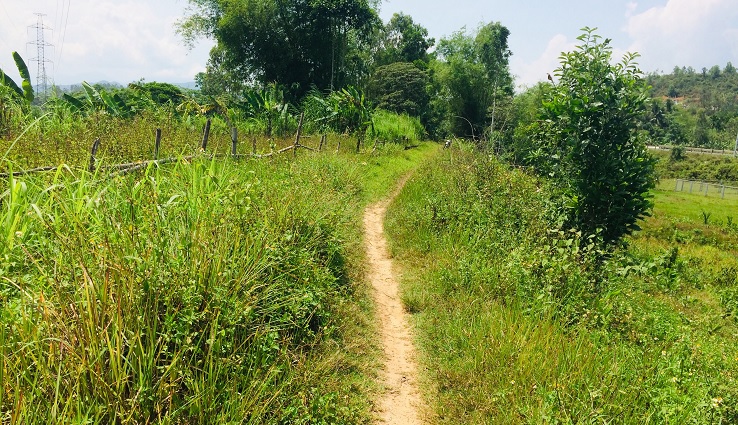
[364,175,425,425]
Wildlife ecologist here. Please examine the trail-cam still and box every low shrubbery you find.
[371,109,425,146]
[654,149,738,184]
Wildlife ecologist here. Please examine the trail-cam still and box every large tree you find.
[374,13,434,67]
[368,62,430,117]
[432,22,513,139]
[178,0,380,98]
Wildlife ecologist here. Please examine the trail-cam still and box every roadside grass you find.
[0,141,434,424]
[386,145,738,423]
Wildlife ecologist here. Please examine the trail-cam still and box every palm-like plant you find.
[304,86,373,145]
[0,52,34,104]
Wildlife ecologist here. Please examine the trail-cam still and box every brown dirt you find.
[364,177,425,425]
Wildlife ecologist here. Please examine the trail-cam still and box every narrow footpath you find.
[364,177,425,425]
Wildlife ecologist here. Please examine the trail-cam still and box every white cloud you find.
[0,0,211,85]
[511,34,576,90]
[624,0,738,72]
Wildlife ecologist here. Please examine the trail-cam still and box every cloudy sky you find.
[1,0,736,90]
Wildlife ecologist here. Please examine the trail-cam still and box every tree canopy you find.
[178,0,381,98]
[374,13,435,67]
[432,22,513,139]
[368,62,430,117]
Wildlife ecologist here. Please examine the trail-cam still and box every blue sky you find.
[1,0,736,89]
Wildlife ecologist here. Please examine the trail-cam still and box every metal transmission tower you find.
[28,13,53,102]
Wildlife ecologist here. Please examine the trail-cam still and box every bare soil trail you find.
[364,176,425,425]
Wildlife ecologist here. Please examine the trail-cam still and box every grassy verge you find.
[0,142,436,424]
[385,145,738,423]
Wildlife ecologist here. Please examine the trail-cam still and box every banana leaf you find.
[12,52,34,102]
[0,67,24,100]
[62,93,86,112]
[81,81,103,108]
[99,90,122,116]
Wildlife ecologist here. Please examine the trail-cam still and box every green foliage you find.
[370,109,425,145]
[527,28,656,248]
[670,144,687,162]
[239,84,293,137]
[374,13,434,66]
[386,146,738,423]
[178,0,381,99]
[653,150,738,183]
[0,143,435,423]
[646,62,738,149]
[367,62,430,117]
[0,52,33,104]
[11,52,33,103]
[302,87,372,143]
[129,81,184,106]
[432,22,513,140]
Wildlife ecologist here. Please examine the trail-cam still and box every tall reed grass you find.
[0,146,413,423]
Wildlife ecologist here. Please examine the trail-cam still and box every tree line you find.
[177,0,513,141]
[643,62,738,149]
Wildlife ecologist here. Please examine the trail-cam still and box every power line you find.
[28,13,54,102]
[56,0,70,74]
[0,3,20,52]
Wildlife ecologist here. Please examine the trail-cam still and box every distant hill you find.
[643,63,738,150]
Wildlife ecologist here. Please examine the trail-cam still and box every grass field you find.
[0,141,438,424]
[386,146,738,423]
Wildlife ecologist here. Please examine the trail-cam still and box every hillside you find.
[644,63,738,149]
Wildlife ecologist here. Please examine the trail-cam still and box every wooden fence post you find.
[231,127,238,156]
[293,113,305,158]
[89,138,101,172]
[154,128,162,160]
[319,134,326,151]
[336,140,341,153]
[201,119,211,152]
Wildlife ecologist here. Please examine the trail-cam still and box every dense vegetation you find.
[0,139,436,422]
[3,1,738,421]
[386,145,738,423]
[643,62,738,149]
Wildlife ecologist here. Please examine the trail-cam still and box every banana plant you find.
[241,84,291,137]
[61,81,131,117]
[0,52,34,104]
[309,86,373,137]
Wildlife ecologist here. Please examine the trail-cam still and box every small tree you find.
[530,28,656,248]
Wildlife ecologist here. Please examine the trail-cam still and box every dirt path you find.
[364,177,425,425]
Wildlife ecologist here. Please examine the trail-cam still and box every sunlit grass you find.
[0,140,431,423]
[386,145,738,423]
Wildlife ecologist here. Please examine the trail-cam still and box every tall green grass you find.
[385,146,737,423]
[370,110,425,146]
[0,142,434,423]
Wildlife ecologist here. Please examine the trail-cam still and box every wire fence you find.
[650,145,738,157]
[672,178,738,200]
[0,114,355,179]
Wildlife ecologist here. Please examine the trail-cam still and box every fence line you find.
[0,114,333,179]
[674,178,738,199]
[650,145,738,157]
